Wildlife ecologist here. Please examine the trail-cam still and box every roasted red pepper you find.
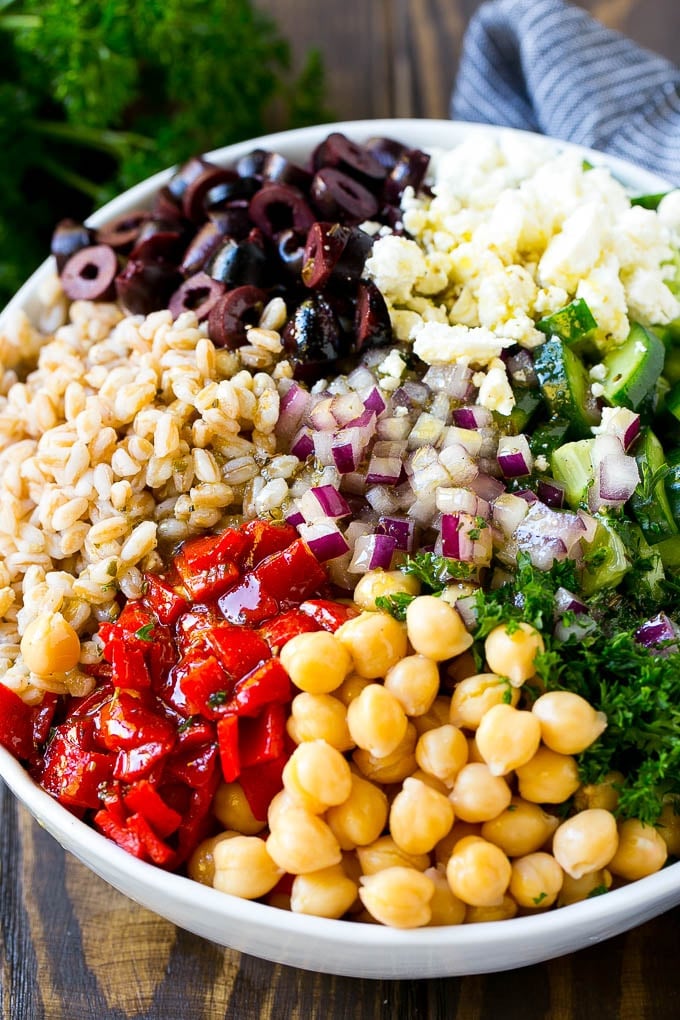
[216,714,240,783]
[241,519,298,567]
[299,598,359,631]
[217,573,278,626]
[0,684,38,762]
[94,808,146,859]
[228,658,291,717]
[238,753,288,822]
[142,572,188,625]
[40,720,115,809]
[204,624,270,681]
[253,539,327,605]
[174,648,230,718]
[258,609,320,652]
[239,702,286,769]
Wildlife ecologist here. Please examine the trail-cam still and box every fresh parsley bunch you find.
[0,0,331,303]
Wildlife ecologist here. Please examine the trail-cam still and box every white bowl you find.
[1,119,678,979]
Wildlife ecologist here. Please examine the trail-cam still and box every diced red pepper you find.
[124,780,182,838]
[258,609,320,653]
[0,683,38,761]
[142,573,188,625]
[94,808,146,860]
[238,753,288,821]
[100,692,175,782]
[126,812,175,866]
[32,692,60,747]
[216,714,240,783]
[174,556,240,602]
[217,573,278,626]
[164,741,219,789]
[174,773,220,865]
[109,639,151,692]
[147,627,179,688]
[101,602,158,654]
[40,721,115,809]
[175,716,216,751]
[175,603,222,656]
[241,519,298,568]
[299,598,359,632]
[254,539,327,606]
[113,742,173,783]
[239,702,286,769]
[175,528,251,574]
[204,624,270,681]
[175,649,231,718]
[228,658,291,717]
[99,780,128,826]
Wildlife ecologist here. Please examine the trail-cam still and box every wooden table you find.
[3,2,680,1017]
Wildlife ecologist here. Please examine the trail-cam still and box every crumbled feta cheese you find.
[591,382,605,398]
[378,350,407,379]
[412,322,512,366]
[365,235,428,303]
[534,455,549,473]
[476,363,515,415]
[589,363,606,381]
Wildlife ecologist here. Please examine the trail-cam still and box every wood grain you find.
[2,2,680,1017]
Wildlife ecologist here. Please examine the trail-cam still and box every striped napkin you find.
[451,0,680,186]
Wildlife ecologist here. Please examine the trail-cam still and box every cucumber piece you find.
[536,298,597,345]
[666,380,680,422]
[600,322,665,410]
[550,439,594,509]
[503,389,543,435]
[657,534,680,571]
[534,338,600,438]
[664,448,680,524]
[579,518,630,595]
[628,428,678,544]
[529,418,570,459]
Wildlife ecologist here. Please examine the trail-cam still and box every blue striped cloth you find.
[451,0,680,186]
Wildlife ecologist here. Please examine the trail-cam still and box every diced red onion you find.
[348,533,397,573]
[516,503,586,560]
[339,470,368,496]
[366,454,402,485]
[537,479,566,508]
[298,521,350,561]
[492,493,529,536]
[423,364,473,400]
[365,484,402,515]
[332,391,366,426]
[438,443,479,486]
[436,487,479,516]
[402,380,430,405]
[364,387,387,415]
[589,433,640,510]
[554,587,587,614]
[595,406,641,451]
[506,349,538,387]
[376,416,412,441]
[497,434,533,479]
[454,595,478,629]
[634,612,679,650]
[284,506,305,527]
[347,365,378,393]
[470,473,506,502]
[514,489,539,504]
[576,511,598,544]
[276,381,312,441]
[377,515,415,552]
[290,426,314,460]
[442,426,483,457]
[452,405,493,429]
[313,429,336,466]
[308,396,337,431]
[332,426,368,473]
[554,614,597,642]
[299,484,351,521]
[440,513,475,562]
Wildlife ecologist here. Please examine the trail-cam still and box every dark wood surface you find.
[2,2,680,1018]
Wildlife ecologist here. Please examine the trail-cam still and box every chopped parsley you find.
[532,891,548,906]
[375,592,416,621]
[134,623,155,642]
[400,551,475,590]
[207,690,228,708]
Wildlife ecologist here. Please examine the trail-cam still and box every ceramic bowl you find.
[1,119,678,979]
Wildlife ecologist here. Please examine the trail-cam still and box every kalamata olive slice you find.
[181,221,227,277]
[209,203,253,242]
[310,168,379,223]
[277,229,306,276]
[207,235,269,288]
[169,272,226,321]
[301,222,351,289]
[182,167,240,224]
[236,148,269,178]
[115,259,182,316]
[383,148,430,203]
[60,245,118,301]
[153,185,184,221]
[248,182,316,238]
[168,157,217,200]
[129,219,186,263]
[51,219,94,273]
[282,294,348,382]
[354,279,392,350]
[96,211,149,252]
[262,152,312,191]
[313,132,387,186]
[364,136,409,172]
[204,176,260,210]
[208,285,268,349]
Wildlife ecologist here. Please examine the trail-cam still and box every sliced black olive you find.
[236,148,269,178]
[282,294,348,382]
[208,203,253,242]
[277,229,307,276]
[115,259,182,316]
[262,152,312,191]
[153,185,184,222]
[181,220,228,277]
[96,212,149,253]
[51,219,94,273]
[169,272,225,321]
[207,234,269,288]
[167,157,216,200]
[301,222,373,291]
[182,167,240,224]
[129,219,186,263]
[310,168,379,223]
[364,136,409,172]
[207,285,268,349]
[204,175,260,210]
[313,132,387,188]
[354,279,392,350]
[248,182,316,238]
[60,245,118,301]
[383,148,430,204]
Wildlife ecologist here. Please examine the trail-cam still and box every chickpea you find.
[384,654,440,716]
[334,673,371,707]
[356,834,431,875]
[359,866,435,928]
[449,763,512,823]
[532,690,607,754]
[484,621,544,686]
[325,773,389,850]
[213,782,266,836]
[481,798,560,858]
[464,894,518,923]
[347,683,408,758]
[20,611,81,676]
[390,776,454,855]
[282,739,353,813]
[475,703,541,776]
[607,819,668,881]
[353,568,421,611]
[187,831,238,886]
[212,835,283,900]
[515,746,581,804]
[266,807,342,874]
[411,768,450,795]
[424,865,466,926]
[413,695,453,737]
[286,691,354,751]
[509,851,563,909]
[449,673,519,730]
[352,723,418,784]
[557,868,612,907]
[406,596,473,662]
[415,724,468,787]
[266,789,298,830]
[658,797,680,857]
[335,611,407,679]
[574,771,624,814]
[290,863,358,919]
[434,821,482,867]
[446,835,512,907]
[279,630,352,693]
[552,809,619,879]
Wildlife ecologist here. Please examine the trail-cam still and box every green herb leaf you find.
[134,622,155,642]
[375,592,416,622]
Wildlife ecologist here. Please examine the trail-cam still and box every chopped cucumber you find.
[657,534,680,571]
[580,517,630,594]
[629,428,678,544]
[667,380,680,422]
[664,448,680,524]
[536,298,597,345]
[529,418,570,459]
[534,338,600,438]
[502,389,543,435]
[600,322,665,410]
[550,439,594,509]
